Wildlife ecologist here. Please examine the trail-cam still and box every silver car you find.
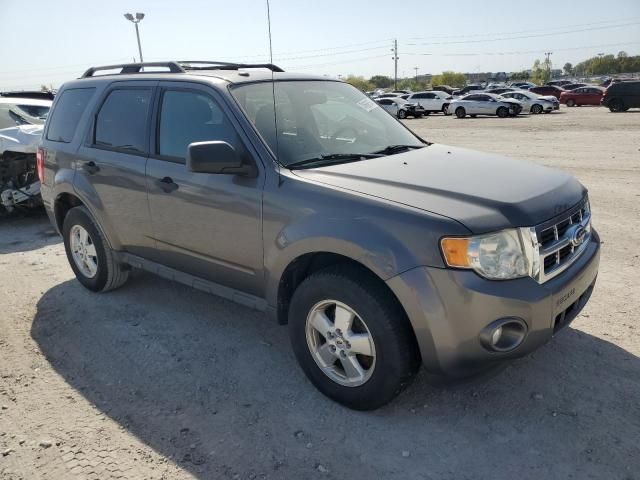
[500,91,555,114]
[375,97,426,118]
[448,93,523,118]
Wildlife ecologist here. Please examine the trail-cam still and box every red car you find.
[560,86,605,107]
[528,85,566,99]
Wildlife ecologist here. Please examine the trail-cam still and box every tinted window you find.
[16,104,50,119]
[158,90,239,159]
[46,88,95,143]
[95,89,151,153]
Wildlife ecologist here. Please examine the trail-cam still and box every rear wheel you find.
[455,107,466,118]
[566,99,576,107]
[496,106,509,118]
[609,99,625,112]
[442,104,449,115]
[531,104,543,114]
[288,265,420,410]
[397,109,407,119]
[62,206,129,292]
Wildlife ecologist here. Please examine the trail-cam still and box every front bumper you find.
[387,229,600,376]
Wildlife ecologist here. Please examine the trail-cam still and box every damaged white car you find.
[0,96,51,213]
[0,124,45,213]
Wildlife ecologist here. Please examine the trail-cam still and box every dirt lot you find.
[1,106,639,480]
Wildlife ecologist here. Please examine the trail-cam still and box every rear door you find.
[75,82,156,256]
[145,81,264,296]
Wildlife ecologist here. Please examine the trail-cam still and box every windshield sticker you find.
[356,98,378,112]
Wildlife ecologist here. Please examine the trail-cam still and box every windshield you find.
[230,80,424,167]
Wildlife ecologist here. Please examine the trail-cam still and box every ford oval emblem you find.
[570,225,586,247]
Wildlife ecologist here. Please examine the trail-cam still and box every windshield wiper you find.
[287,153,383,170]
[371,144,425,155]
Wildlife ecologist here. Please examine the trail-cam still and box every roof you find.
[0,97,53,106]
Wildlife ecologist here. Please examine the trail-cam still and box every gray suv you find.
[39,61,600,410]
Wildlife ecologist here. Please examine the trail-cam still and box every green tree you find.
[396,78,430,91]
[431,71,466,88]
[563,62,573,76]
[368,75,394,88]
[344,75,374,92]
[509,70,530,81]
[530,59,550,85]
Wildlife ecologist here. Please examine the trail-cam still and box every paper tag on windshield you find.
[356,98,378,112]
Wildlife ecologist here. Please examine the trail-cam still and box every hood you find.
[291,144,585,233]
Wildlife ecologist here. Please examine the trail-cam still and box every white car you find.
[448,93,523,118]
[405,91,453,114]
[375,97,426,118]
[500,91,555,114]
[0,97,51,129]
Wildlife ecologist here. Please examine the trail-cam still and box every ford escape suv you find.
[39,61,600,410]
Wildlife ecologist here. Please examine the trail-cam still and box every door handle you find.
[82,161,100,175]
[155,176,179,193]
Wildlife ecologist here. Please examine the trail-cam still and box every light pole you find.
[124,12,145,63]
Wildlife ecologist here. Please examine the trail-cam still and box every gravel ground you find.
[1,106,639,480]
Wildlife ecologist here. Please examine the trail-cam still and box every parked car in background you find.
[546,80,572,87]
[432,85,455,95]
[500,91,555,113]
[0,97,52,130]
[1,90,55,101]
[449,93,522,118]
[601,80,640,112]
[375,97,426,118]
[453,85,484,96]
[561,83,587,91]
[376,92,403,99]
[529,85,565,99]
[485,87,516,95]
[510,81,536,89]
[405,91,452,114]
[391,90,412,95]
[560,86,605,107]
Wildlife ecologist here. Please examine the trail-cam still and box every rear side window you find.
[46,88,95,143]
[95,89,151,153]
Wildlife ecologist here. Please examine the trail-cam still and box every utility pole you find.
[124,12,145,64]
[544,51,553,79]
[414,66,419,82]
[391,39,399,90]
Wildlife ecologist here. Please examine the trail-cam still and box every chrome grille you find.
[533,199,591,283]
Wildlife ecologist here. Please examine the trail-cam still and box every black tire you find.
[470,114,477,118]
[442,104,449,114]
[397,109,407,119]
[455,107,466,118]
[62,206,129,292]
[531,104,543,114]
[496,106,509,118]
[288,265,420,410]
[566,99,575,107]
[608,99,624,112]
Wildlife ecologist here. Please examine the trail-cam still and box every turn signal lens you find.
[440,238,470,267]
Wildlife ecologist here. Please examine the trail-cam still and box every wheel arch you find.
[54,192,85,233]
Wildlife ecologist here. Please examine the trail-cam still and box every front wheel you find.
[455,107,466,118]
[397,109,407,119]
[62,206,129,292]
[531,104,543,114]
[566,99,576,107]
[496,106,509,118]
[288,266,420,410]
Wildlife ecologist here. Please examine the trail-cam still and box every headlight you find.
[441,229,538,280]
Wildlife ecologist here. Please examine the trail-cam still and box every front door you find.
[145,82,264,296]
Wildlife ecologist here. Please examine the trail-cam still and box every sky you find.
[1,0,639,90]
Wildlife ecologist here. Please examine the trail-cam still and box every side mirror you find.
[187,141,255,176]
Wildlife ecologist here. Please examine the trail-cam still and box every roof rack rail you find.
[81,61,185,78]
[178,61,284,72]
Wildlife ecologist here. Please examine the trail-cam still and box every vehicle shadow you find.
[0,210,61,254]
[31,275,640,479]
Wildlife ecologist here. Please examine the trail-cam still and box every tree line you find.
[344,51,638,91]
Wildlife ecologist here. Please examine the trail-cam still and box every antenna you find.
[266,0,280,173]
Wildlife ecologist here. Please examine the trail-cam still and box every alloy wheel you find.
[69,225,98,278]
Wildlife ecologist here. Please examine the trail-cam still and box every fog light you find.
[480,318,527,352]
